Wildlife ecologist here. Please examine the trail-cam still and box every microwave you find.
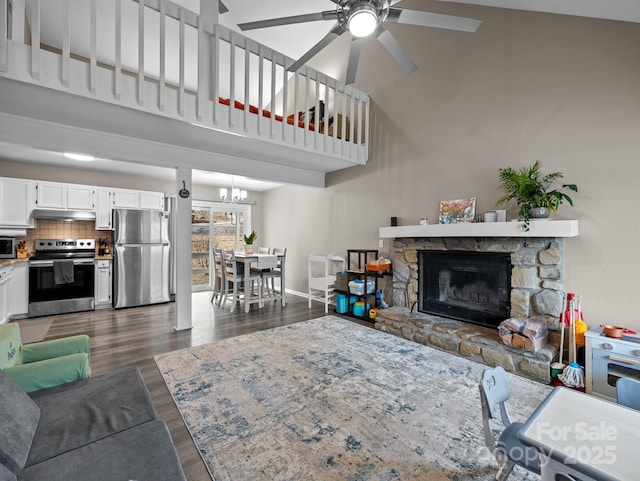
[0,238,17,259]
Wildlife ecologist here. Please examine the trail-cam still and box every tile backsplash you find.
[19,220,113,255]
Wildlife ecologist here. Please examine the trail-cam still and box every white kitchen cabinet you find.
[95,260,112,307]
[139,191,165,210]
[0,267,10,324]
[36,181,94,210]
[67,184,95,210]
[113,188,164,210]
[35,181,67,209]
[95,188,113,229]
[11,263,28,318]
[112,188,140,209]
[0,177,35,227]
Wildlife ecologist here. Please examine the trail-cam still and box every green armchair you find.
[0,323,91,393]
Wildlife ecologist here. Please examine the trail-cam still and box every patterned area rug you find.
[155,316,551,481]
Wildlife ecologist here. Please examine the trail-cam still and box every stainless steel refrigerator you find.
[112,209,171,308]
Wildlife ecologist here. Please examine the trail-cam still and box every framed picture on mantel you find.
[439,197,476,224]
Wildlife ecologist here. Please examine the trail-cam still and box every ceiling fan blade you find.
[238,11,338,31]
[345,37,364,85]
[386,8,482,33]
[288,24,345,72]
[375,25,417,74]
[218,1,228,14]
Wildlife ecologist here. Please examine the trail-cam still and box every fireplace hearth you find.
[419,251,511,328]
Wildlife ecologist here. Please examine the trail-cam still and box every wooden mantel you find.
[379,220,579,238]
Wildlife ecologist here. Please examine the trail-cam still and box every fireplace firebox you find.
[418,251,511,328]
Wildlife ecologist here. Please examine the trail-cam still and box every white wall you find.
[262,6,640,329]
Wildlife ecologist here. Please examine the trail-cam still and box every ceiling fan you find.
[237,0,482,85]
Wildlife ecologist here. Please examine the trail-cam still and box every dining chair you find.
[210,248,225,306]
[220,249,261,312]
[258,247,271,254]
[260,247,286,299]
[479,366,541,481]
[617,377,640,410]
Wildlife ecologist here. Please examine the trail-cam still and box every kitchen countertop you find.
[95,255,113,261]
[0,258,29,268]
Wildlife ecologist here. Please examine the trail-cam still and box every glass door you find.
[212,210,246,250]
[191,207,211,291]
[191,201,251,291]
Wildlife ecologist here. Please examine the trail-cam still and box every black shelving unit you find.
[334,249,390,321]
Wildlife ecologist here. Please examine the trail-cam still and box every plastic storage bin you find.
[335,294,348,314]
[353,301,370,317]
[348,279,375,295]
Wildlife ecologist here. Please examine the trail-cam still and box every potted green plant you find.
[243,230,257,254]
[496,160,578,231]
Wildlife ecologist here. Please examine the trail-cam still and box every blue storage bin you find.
[352,301,370,317]
[336,294,348,314]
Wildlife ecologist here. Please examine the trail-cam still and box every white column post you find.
[197,0,217,120]
[175,167,192,331]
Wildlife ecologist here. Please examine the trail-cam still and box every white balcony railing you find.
[0,0,369,165]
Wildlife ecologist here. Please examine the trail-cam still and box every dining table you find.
[232,252,286,313]
[518,386,640,481]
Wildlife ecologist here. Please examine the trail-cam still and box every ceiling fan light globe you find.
[348,6,378,38]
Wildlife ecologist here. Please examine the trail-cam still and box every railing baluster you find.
[137,0,145,106]
[0,0,6,72]
[281,58,287,142]
[244,37,249,133]
[90,0,97,95]
[197,14,204,120]
[159,0,166,111]
[314,73,319,150]
[323,82,329,142]
[269,57,276,139]
[178,8,185,116]
[349,91,355,148]
[329,79,337,148]
[257,45,263,135]
[303,69,309,147]
[211,26,219,125]
[229,33,236,129]
[293,71,299,144]
[61,0,70,87]
[30,0,40,80]
[364,97,370,160]
[115,0,122,100]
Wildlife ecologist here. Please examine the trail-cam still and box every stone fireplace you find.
[374,233,573,383]
[392,237,565,327]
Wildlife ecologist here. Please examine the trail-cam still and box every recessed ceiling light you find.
[64,152,95,161]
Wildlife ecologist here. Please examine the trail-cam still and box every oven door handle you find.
[608,355,640,365]
[30,260,95,267]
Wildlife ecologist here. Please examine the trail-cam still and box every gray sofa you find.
[0,367,187,481]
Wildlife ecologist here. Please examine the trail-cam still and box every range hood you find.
[32,209,96,221]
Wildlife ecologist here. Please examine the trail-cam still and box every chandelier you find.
[219,187,247,203]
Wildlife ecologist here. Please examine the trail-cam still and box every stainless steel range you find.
[29,239,96,317]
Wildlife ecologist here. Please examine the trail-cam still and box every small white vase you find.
[244,245,254,254]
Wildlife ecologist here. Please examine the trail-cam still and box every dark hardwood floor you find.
[39,292,344,481]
